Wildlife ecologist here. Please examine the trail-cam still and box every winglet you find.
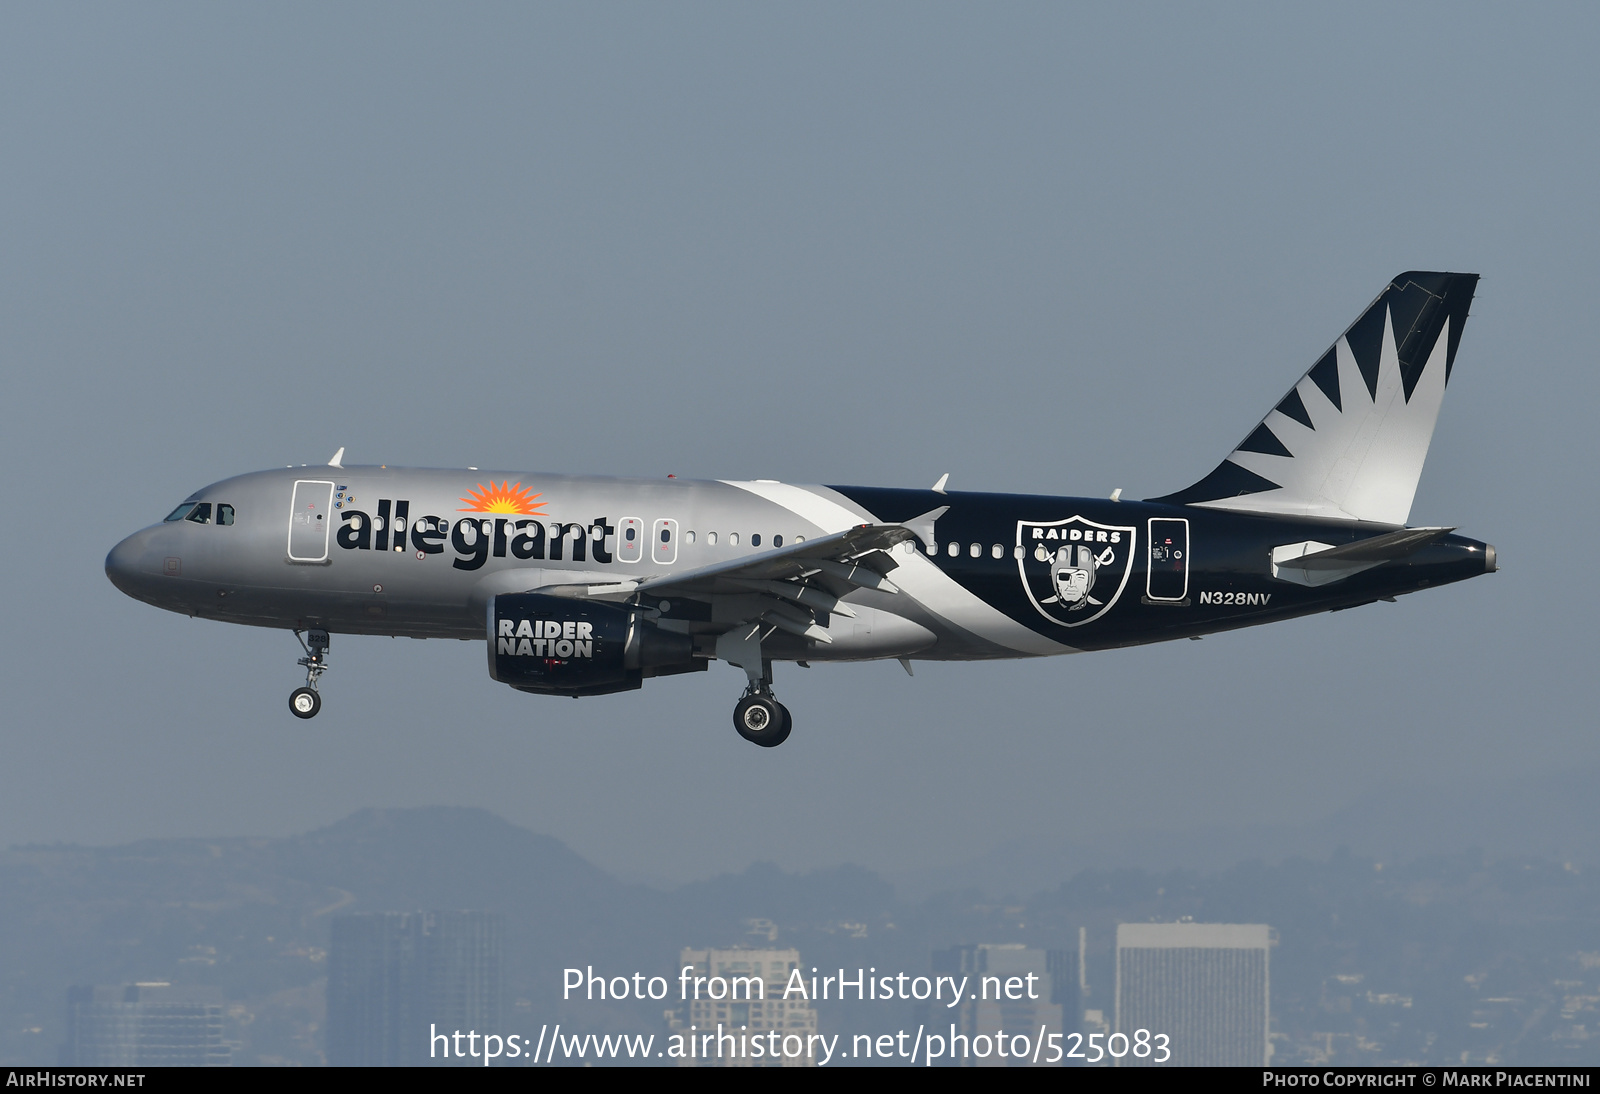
[901,506,949,551]
[328,447,345,468]
[932,473,950,494]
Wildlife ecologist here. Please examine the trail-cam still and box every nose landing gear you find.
[289,629,329,719]
[733,684,791,747]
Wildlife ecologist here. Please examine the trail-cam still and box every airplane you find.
[106,271,1495,747]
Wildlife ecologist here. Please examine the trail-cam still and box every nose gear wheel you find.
[290,629,330,719]
[289,687,321,719]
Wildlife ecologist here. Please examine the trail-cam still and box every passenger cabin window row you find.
[332,517,804,553]
[165,502,236,526]
[616,525,804,554]
[912,541,1026,560]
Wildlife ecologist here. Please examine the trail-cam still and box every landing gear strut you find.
[290,628,329,719]
[733,679,791,747]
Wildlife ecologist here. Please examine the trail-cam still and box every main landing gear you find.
[733,683,792,748]
[289,628,329,720]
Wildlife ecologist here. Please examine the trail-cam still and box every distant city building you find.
[327,911,503,1067]
[931,944,1068,1067]
[1115,922,1271,1066]
[61,983,229,1066]
[669,947,815,1067]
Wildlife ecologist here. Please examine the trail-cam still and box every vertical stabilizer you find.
[1151,272,1478,525]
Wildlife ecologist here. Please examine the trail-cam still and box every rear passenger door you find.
[1146,517,1190,602]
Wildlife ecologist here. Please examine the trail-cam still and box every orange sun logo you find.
[458,481,546,515]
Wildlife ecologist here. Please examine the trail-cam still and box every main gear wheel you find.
[733,693,791,747]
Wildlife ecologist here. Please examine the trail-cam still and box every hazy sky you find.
[1,3,1594,887]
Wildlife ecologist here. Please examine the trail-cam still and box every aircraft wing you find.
[531,522,923,646]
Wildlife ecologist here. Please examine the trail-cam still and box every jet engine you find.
[487,592,700,697]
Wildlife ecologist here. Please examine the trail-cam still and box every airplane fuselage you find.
[106,466,1494,662]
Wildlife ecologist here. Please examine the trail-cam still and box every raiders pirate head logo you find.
[1016,515,1136,627]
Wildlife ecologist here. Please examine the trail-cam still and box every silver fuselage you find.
[106,465,1495,674]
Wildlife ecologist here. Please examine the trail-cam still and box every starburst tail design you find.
[458,481,545,515]
[1150,271,1479,525]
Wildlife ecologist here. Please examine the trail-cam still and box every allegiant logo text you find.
[336,501,616,570]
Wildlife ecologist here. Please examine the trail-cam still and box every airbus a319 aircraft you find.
[107,272,1494,747]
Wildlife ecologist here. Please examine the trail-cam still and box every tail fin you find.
[1151,271,1479,525]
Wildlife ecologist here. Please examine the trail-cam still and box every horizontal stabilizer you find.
[1271,526,1454,587]
[1152,272,1479,525]
[1295,525,1455,568]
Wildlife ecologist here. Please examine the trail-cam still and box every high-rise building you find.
[326,911,502,1067]
[669,947,815,1067]
[1114,922,1271,1066]
[61,983,229,1067]
[931,944,1068,1067]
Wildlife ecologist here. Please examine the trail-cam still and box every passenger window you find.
[729,532,740,546]
[969,543,981,558]
[751,534,762,547]
[164,503,197,522]
[707,531,718,545]
[685,530,696,544]
[947,542,959,557]
[185,503,212,525]
[217,504,235,526]
[991,544,1002,559]
[773,535,783,547]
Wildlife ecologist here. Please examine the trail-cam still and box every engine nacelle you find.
[487,593,699,697]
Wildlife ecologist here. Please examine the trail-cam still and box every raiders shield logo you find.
[1016,515,1137,627]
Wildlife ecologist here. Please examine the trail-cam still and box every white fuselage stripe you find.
[720,480,1072,656]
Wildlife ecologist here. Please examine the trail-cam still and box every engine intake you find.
[487,593,698,697]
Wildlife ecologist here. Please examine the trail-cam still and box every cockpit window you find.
[217,504,235,526]
[165,503,198,522]
[184,503,212,524]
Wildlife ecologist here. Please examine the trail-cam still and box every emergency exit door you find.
[288,480,335,561]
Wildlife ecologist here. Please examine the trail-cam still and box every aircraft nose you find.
[105,529,162,598]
